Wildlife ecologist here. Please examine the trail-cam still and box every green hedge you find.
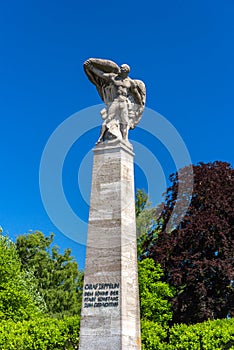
[141,319,168,350]
[141,318,234,350]
[1,315,233,349]
[0,316,80,350]
[167,318,234,350]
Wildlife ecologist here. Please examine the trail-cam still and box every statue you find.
[84,58,146,145]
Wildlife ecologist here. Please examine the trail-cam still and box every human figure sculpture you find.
[84,58,146,144]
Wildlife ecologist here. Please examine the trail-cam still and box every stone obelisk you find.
[79,58,146,350]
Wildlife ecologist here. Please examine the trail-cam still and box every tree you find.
[138,258,174,325]
[147,161,234,324]
[136,189,161,259]
[0,233,40,321]
[135,189,150,218]
[16,231,83,318]
[138,258,174,350]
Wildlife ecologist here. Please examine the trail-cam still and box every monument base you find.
[79,140,141,350]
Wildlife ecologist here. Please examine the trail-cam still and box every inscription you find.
[83,283,120,308]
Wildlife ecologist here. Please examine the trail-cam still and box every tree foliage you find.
[138,258,174,325]
[136,189,160,258]
[16,231,83,318]
[0,234,40,321]
[135,189,150,218]
[147,161,234,324]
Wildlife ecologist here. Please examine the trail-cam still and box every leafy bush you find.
[141,319,168,350]
[168,318,234,350]
[1,315,233,349]
[140,318,234,349]
[0,316,80,350]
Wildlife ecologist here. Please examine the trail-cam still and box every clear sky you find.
[1,1,233,270]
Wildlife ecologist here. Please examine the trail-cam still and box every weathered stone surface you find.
[79,140,141,350]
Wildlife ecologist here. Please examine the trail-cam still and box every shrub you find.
[168,318,234,350]
[0,316,80,350]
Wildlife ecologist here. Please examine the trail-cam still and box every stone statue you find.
[84,58,146,144]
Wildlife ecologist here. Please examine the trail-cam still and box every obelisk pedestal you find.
[79,140,141,350]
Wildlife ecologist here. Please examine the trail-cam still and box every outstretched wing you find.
[83,58,120,102]
[134,79,146,106]
[128,79,146,128]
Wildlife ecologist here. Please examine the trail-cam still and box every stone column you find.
[79,140,141,350]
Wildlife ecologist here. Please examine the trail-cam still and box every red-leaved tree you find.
[148,161,234,325]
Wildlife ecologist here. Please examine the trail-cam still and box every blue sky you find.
[1,1,233,270]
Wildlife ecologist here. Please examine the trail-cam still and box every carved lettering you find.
[82,282,120,308]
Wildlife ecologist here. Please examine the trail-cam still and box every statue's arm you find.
[84,60,111,81]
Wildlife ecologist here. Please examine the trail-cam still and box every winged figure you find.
[84,58,146,144]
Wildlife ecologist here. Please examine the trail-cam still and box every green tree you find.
[16,231,83,318]
[138,258,174,326]
[135,189,150,217]
[138,258,174,349]
[135,189,160,258]
[0,233,40,321]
